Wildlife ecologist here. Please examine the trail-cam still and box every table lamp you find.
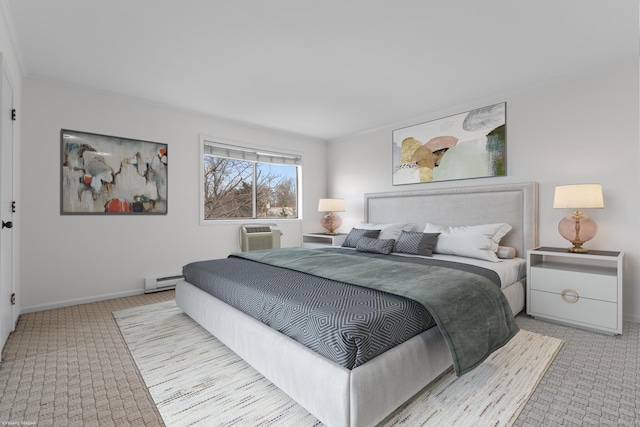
[318,198,345,235]
[553,184,604,253]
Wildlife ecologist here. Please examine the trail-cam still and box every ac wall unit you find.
[144,274,184,293]
[241,223,282,251]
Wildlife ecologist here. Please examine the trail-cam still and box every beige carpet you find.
[114,301,563,427]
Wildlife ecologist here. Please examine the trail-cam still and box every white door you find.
[0,62,14,358]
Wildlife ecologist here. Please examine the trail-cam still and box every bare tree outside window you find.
[204,155,299,220]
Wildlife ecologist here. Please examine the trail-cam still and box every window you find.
[201,137,301,220]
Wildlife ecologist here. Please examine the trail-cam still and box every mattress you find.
[183,248,524,370]
[374,251,527,289]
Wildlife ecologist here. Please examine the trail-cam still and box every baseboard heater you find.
[144,274,184,293]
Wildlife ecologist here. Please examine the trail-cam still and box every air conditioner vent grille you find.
[245,226,272,233]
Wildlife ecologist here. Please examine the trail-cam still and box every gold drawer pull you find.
[561,289,579,303]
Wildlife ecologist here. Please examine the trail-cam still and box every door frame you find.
[0,54,17,357]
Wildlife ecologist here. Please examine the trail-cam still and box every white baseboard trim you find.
[624,313,640,324]
[20,289,148,314]
[18,289,640,325]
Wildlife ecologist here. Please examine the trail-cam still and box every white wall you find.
[327,60,640,322]
[20,78,327,312]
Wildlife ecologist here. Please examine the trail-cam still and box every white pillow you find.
[357,222,413,240]
[423,223,512,262]
[496,246,517,259]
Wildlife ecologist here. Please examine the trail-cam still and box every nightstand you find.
[527,246,624,335]
[302,233,347,248]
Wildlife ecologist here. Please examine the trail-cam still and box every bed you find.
[175,182,538,427]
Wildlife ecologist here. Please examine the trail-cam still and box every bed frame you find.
[175,181,538,427]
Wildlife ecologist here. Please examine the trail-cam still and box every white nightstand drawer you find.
[530,289,618,330]
[530,266,617,302]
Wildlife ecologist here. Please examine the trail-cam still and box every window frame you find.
[199,135,303,224]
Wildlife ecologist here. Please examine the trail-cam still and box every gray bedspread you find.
[182,255,435,369]
[232,247,518,376]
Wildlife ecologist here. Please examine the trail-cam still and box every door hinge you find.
[10,293,15,305]
[11,109,15,121]
[11,201,15,213]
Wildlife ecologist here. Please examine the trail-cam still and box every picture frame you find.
[392,102,506,185]
[61,129,168,214]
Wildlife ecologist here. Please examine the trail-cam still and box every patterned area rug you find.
[113,301,563,427]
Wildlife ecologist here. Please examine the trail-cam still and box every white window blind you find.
[203,141,302,166]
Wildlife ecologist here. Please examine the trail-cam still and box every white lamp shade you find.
[318,198,345,212]
[553,184,604,209]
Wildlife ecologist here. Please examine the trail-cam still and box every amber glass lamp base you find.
[320,213,342,235]
[558,211,597,253]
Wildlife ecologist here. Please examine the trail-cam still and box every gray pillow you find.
[393,231,440,256]
[342,228,381,248]
[355,236,395,254]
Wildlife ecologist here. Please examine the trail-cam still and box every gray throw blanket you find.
[232,247,519,376]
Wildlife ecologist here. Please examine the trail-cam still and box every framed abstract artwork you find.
[392,102,506,185]
[61,129,168,214]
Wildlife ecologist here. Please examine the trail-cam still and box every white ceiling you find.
[4,0,638,140]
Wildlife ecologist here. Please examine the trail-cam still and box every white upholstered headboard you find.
[364,182,538,258]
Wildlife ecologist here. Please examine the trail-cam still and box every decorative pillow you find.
[356,222,414,240]
[342,228,381,248]
[496,246,517,259]
[423,223,513,262]
[356,236,395,254]
[393,231,440,256]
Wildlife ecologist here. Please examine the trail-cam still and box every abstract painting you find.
[392,102,506,185]
[61,129,168,214]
